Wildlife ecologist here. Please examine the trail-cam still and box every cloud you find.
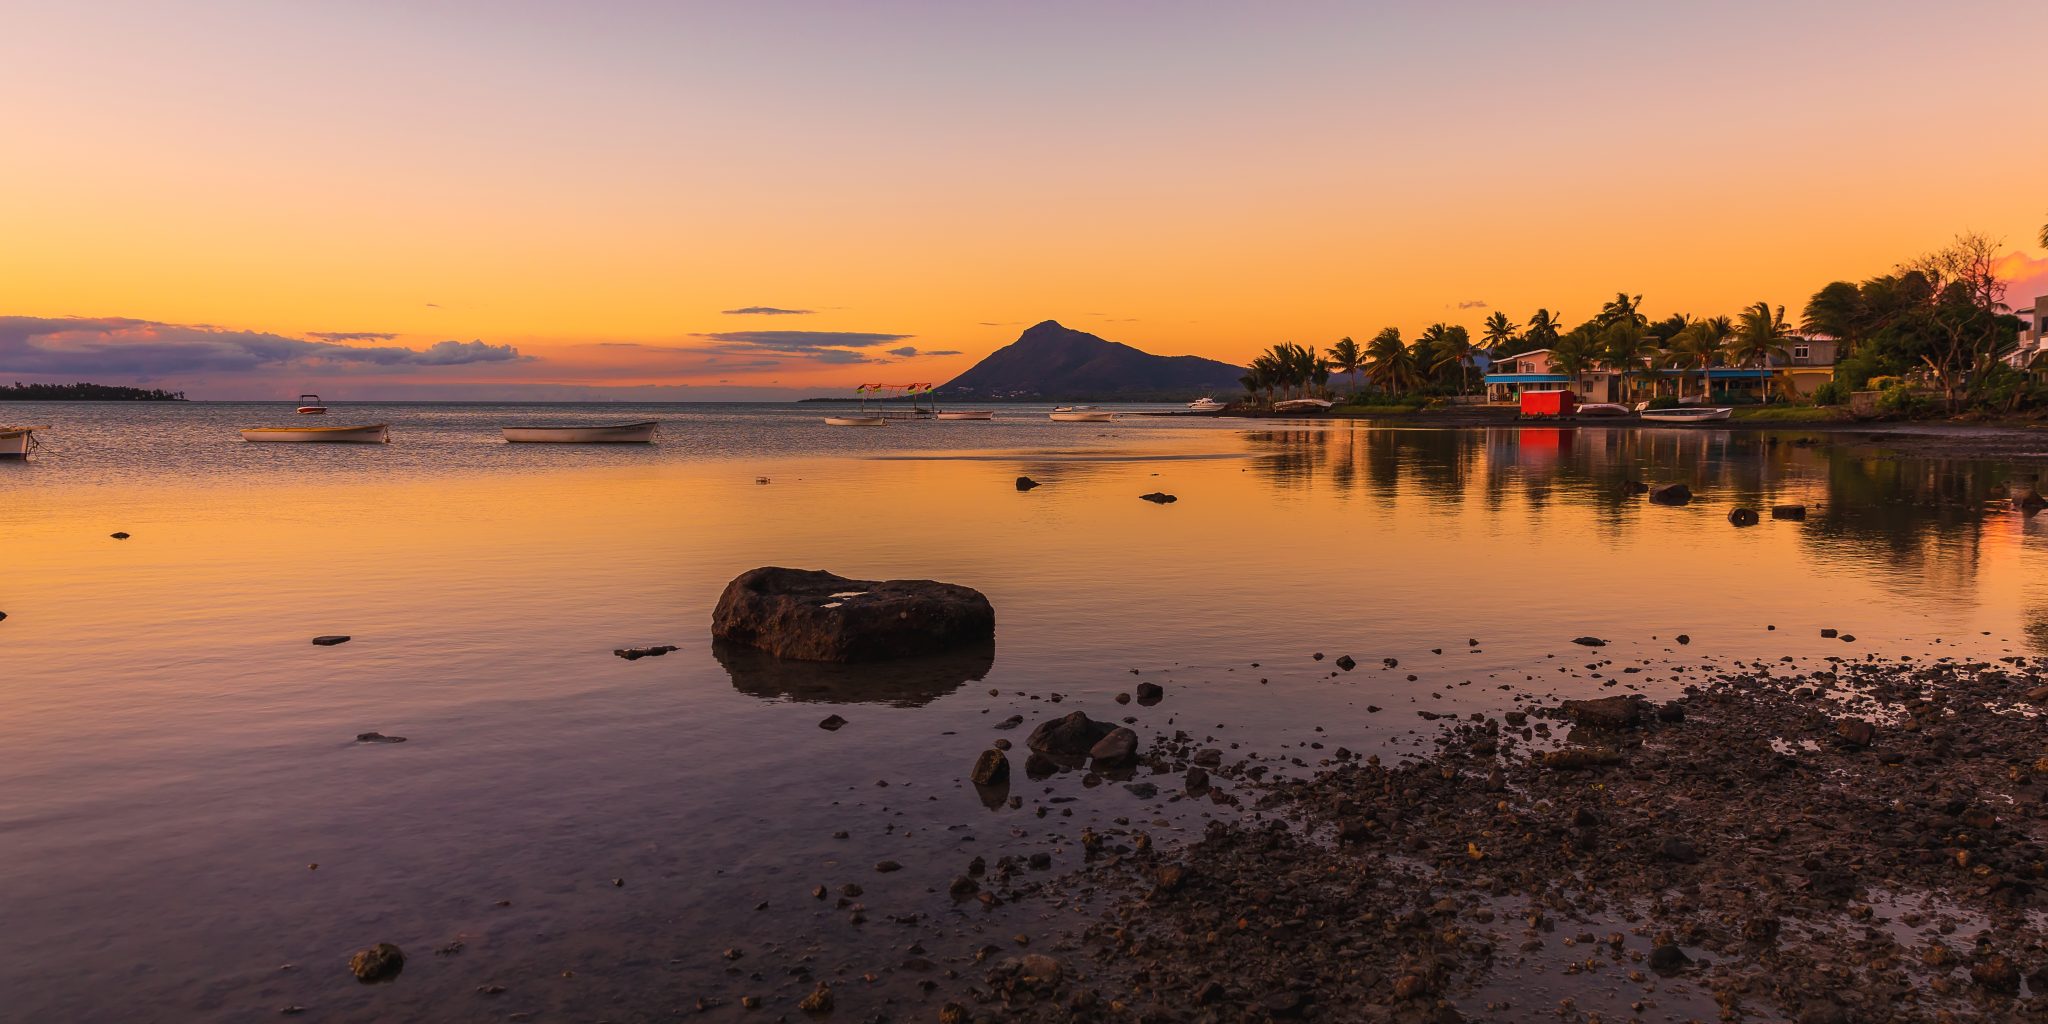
[306,331,398,342]
[0,316,523,377]
[721,305,814,316]
[925,349,963,356]
[695,330,912,351]
[1457,299,1489,309]
[886,346,918,357]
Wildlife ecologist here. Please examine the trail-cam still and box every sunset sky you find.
[4,0,2045,400]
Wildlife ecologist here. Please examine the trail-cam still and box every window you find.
[1792,344,1809,362]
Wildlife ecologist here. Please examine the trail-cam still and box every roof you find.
[1483,373,1572,384]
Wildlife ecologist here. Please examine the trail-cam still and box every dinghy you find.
[1637,406,1732,424]
[501,421,658,443]
[240,424,390,443]
[935,409,994,420]
[1271,398,1334,414]
[824,415,887,426]
[1050,406,1115,422]
[0,425,49,459]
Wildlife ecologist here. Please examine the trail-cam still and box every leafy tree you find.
[1326,336,1364,395]
[1480,311,1519,357]
[1428,325,1477,394]
[1549,328,1599,393]
[1594,292,1647,329]
[1363,328,1417,395]
[1524,309,1562,350]
[1668,316,1731,401]
[1727,301,1793,404]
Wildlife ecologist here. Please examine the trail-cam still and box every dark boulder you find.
[349,943,405,983]
[818,714,847,731]
[355,732,406,743]
[1570,636,1607,647]
[1560,695,1646,731]
[1647,943,1690,973]
[1772,504,1807,520]
[1728,507,1759,527]
[1027,711,1115,757]
[970,748,1009,786]
[312,635,352,647]
[1647,483,1692,506]
[1835,719,1875,748]
[1139,492,1177,504]
[711,567,994,662]
[1015,476,1039,491]
[1134,682,1164,705]
[110,532,130,540]
[1088,726,1139,769]
[1334,655,1356,671]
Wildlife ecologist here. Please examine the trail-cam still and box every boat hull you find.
[1271,399,1334,414]
[1050,412,1114,422]
[824,416,886,426]
[296,407,327,415]
[935,411,994,420]
[240,424,390,443]
[502,421,658,443]
[0,428,37,459]
[1639,408,1733,424]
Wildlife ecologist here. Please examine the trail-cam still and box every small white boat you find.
[935,410,994,421]
[0,425,50,459]
[240,424,390,443]
[1271,398,1334,413]
[295,394,328,415]
[1577,402,1631,417]
[824,415,887,426]
[1050,406,1115,422]
[1637,406,1733,424]
[502,421,658,443]
[1187,397,1228,413]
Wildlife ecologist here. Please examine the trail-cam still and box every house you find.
[1482,336,1842,406]
[2007,294,2047,371]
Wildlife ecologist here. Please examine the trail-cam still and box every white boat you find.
[502,421,658,443]
[935,410,994,421]
[824,415,886,426]
[1577,402,1631,417]
[1637,406,1733,424]
[1271,398,1334,413]
[295,394,328,415]
[1187,397,1228,413]
[240,424,390,443]
[1050,406,1115,422]
[0,425,49,459]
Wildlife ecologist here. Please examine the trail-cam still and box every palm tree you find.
[1430,325,1477,394]
[1595,292,1646,328]
[1327,337,1364,395]
[1667,319,1729,401]
[1598,321,1657,403]
[1801,281,1863,355]
[1525,309,1562,350]
[1415,324,1450,387]
[1727,302,1793,404]
[1549,328,1598,394]
[1480,311,1519,357]
[1363,328,1416,395]
[2040,215,2047,250]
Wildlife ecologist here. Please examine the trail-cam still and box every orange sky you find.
[3,1,2045,399]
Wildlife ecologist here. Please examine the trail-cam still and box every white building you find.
[2009,293,2047,368]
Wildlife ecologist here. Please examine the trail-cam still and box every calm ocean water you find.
[3,403,2046,1021]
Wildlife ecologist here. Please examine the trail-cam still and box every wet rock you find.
[1647,943,1691,973]
[1675,633,1690,644]
[1728,507,1760,527]
[613,644,678,660]
[110,532,130,540]
[1620,480,1649,495]
[797,982,833,1012]
[0,611,9,623]
[1647,483,1692,505]
[348,943,404,983]
[970,748,1009,786]
[874,860,902,873]
[1139,492,1177,504]
[711,567,994,662]
[1088,727,1139,769]
[1539,746,1623,770]
[818,714,847,731]
[1185,766,1210,793]
[1027,711,1115,757]
[311,635,352,646]
[1659,837,1700,864]
[354,732,406,743]
[1772,504,1808,520]
[995,714,1023,729]
[1004,953,1063,987]
[949,875,980,897]
[1559,695,1645,730]
[1570,636,1607,647]
[1014,476,1039,491]
[1834,719,1875,748]
[1334,655,1356,671]
[1134,682,1164,705]
[1820,628,1838,638]
[1970,954,2021,993]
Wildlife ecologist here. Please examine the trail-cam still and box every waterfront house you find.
[2007,294,2047,373]
[1482,336,1840,406]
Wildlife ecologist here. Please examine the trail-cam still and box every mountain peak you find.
[937,321,1243,401]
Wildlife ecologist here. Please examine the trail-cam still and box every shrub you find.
[1874,383,1922,417]
[1645,396,1679,411]
[1811,380,1849,407]
[1866,375,1902,392]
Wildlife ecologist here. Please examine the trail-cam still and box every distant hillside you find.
[936,321,1245,401]
[2,382,187,401]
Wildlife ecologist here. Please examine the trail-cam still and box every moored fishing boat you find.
[1187,397,1228,413]
[295,394,328,414]
[501,421,659,443]
[1050,406,1114,422]
[240,424,390,443]
[1577,402,1631,417]
[0,425,50,459]
[1271,398,1334,414]
[1637,405,1733,424]
[824,415,887,426]
[935,409,994,420]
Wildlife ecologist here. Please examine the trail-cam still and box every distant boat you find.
[1577,402,1631,417]
[935,410,994,420]
[0,425,49,460]
[295,394,328,415]
[1187,397,1228,413]
[240,424,390,443]
[1637,406,1733,424]
[502,421,658,443]
[824,415,886,426]
[1271,398,1334,413]
[1050,406,1114,422]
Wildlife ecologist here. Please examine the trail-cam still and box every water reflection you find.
[713,639,994,706]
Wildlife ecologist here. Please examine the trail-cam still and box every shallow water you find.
[3,407,2047,1021]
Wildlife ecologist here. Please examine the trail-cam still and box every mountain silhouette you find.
[936,321,1244,400]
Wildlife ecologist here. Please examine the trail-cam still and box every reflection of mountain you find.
[713,640,994,707]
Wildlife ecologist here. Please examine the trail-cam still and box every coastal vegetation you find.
[1236,232,2033,420]
[2,382,188,401]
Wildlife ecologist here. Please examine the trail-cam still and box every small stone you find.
[1014,476,1039,491]
[1675,633,1690,644]
[1648,943,1690,973]
[874,860,902,873]
[348,943,405,983]
[797,982,833,1012]
[1727,507,1760,527]
[110,532,130,539]
[1647,483,1692,505]
[1820,628,1838,638]
[818,715,848,731]
[1134,682,1164,705]
[1138,492,1177,504]
[354,732,406,743]
[1835,719,1875,748]
[311,635,352,646]
[1334,655,1356,671]
[1772,504,1807,520]
[1570,636,1607,647]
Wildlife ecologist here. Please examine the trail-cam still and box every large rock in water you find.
[711,567,994,662]
[1027,711,1116,757]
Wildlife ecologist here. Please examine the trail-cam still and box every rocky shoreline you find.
[924,642,2048,1023]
